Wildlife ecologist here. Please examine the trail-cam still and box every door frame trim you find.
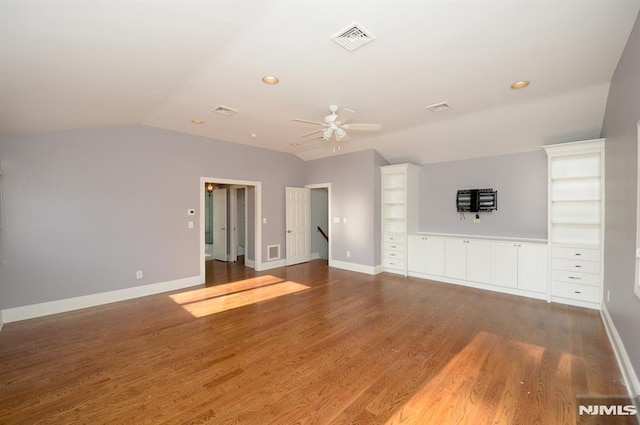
[200,177,262,281]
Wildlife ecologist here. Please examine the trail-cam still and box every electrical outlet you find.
[136,270,143,279]
[347,251,351,258]
[188,221,194,229]
[473,218,480,223]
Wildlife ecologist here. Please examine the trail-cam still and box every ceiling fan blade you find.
[299,129,324,138]
[339,133,350,143]
[343,123,381,131]
[335,109,355,125]
[292,118,325,126]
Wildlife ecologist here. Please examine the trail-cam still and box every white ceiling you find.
[1,0,639,164]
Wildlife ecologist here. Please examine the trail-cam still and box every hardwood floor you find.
[0,260,634,424]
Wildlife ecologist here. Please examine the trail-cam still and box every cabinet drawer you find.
[551,269,600,287]
[384,233,406,243]
[551,258,600,274]
[383,257,404,269]
[551,281,599,303]
[551,246,600,262]
[384,249,405,260]
[384,241,405,252]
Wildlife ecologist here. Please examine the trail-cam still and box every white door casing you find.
[213,188,227,261]
[286,187,311,266]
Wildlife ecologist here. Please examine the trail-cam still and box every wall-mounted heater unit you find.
[456,189,497,213]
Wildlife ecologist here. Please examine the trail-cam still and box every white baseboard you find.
[311,252,321,260]
[1,275,202,323]
[600,302,640,398]
[258,259,286,271]
[245,259,255,269]
[0,310,3,331]
[330,260,381,275]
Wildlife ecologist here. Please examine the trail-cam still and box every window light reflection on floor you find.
[169,275,310,317]
[382,332,551,424]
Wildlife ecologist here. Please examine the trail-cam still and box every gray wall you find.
[601,12,640,383]
[418,150,548,239]
[305,150,388,267]
[0,125,304,309]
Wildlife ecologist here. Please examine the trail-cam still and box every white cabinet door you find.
[491,242,518,288]
[518,243,548,293]
[408,235,427,274]
[425,237,446,276]
[445,239,467,280]
[467,240,491,284]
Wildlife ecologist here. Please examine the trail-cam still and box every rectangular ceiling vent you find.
[330,22,375,52]
[212,105,239,116]
[426,102,452,113]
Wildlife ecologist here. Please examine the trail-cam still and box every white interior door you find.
[213,188,227,261]
[286,187,310,266]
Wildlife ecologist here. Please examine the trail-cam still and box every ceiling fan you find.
[293,105,381,145]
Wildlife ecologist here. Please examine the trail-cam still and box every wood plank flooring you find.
[0,260,634,424]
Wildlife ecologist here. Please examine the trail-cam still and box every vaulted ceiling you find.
[1,0,639,164]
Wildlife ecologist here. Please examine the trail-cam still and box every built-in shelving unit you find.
[543,139,605,309]
[381,164,420,275]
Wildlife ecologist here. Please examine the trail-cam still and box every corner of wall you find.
[600,302,640,398]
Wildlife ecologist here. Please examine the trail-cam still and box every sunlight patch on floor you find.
[383,332,550,424]
[170,275,310,317]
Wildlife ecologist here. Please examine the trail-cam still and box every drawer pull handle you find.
[390,245,396,248]
[574,291,582,294]
[568,276,581,280]
[572,253,582,256]
[574,265,582,268]
[390,253,396,257]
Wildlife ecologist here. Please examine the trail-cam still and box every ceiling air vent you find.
[426,102,452,113]
[330,22,375,52]
[212,105,239,116]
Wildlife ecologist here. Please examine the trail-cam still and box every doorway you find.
[310,186,329,261]
[283,184,331,266]
[200,177,262,282]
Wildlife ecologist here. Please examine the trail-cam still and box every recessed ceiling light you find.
[290,142,300,147]
[510,80,530,89]
[191,119,204,124]
[262,75,279,85]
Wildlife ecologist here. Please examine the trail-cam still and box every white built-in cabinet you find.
[408,235,445,276]
[408,234,548,301]
[543,139,604,309]
[381,164,420,275]
[491,242,548,293]
[443,239,492,283]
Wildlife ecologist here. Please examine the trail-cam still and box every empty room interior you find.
[2,1,640,423]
